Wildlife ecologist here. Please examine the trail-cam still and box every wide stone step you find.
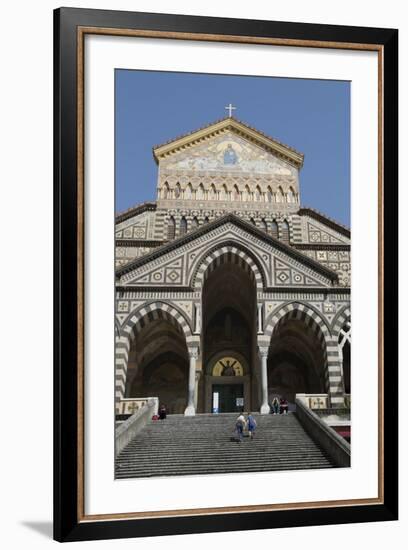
[116,457,331,472]
[118,461,331,471]
[115,413,336,478]
[121,444,323,453]
[116,462,333,478]
[119,451,330,463]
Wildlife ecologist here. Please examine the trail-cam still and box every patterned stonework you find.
[114,118,351,410]
[119,222,334,289]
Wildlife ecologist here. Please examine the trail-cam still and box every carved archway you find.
[192,243,265,292]
[115,302,194,402]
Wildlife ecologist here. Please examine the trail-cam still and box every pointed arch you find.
[167,216,175,240]
[276,186,285,203]
[209,184,217,200]
[263,303,331,404]
[266,186,273,202]
[263,302,331,342]
[185,182,193,199]
[281,219,290,244]
[270,219,279,239]
[233,184,240,201]
[179,216,187,235]
[197,183,205,200]
[162,181,170,199]
[174,182,181,199]
[115,302,195,401]
[221,184,229,200]
[287,186,296,203]
[261,218,268,232]
[332,306,351,338]
[243,185,250,202]
[255,186,262,202]
[191,243,266,291]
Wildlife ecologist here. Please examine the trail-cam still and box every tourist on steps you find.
[272,396,280,414]
[158,404,167,420]
[280,397,289,415]
[235,413,246,442]
[247,413,257,439]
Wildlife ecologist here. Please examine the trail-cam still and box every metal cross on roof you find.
[225,103,236,117]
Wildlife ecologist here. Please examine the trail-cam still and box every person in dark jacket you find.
[280,397,289,415]
[158,404,167,420]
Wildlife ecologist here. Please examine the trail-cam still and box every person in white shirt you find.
[235,413,246,442]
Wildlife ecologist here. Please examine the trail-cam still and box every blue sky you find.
[115,70,350,226]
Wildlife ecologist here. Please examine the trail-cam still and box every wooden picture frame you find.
[54,7,398,542]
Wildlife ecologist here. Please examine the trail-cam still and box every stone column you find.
[185,346,199,416]
[257,303,263,334]
[194,370,202,409]
[258,346,270,414]
[325,336,345,408]
[194,303,202,334]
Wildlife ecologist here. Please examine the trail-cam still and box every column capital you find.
[188,346,199,359]
[258,345,269,358]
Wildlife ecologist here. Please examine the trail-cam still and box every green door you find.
[213,384,244,413]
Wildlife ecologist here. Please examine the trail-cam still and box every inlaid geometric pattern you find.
[273,257,321,287]
[307,221,348,245]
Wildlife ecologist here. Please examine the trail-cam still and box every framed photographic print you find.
[54,7,398,542]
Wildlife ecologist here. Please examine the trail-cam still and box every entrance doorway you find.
[212,384,244,413]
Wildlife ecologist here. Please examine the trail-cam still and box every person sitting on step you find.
[279,397,289,415]
[272,396,280,414]
[158,404,167,420]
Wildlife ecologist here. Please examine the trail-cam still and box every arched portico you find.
[115,302,199,415]
[258,302,346,410]
[198,246,259,413]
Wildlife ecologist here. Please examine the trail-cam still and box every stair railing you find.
[115,397,159,456]
[295,398,351,467]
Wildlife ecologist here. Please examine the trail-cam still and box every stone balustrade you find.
[115,397,159,456]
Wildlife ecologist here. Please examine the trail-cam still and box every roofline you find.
[116,213,338,282]
[115,201,157,224]
[298,207,350,237]
[152,116,304,169]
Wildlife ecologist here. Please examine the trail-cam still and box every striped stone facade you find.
[115,117,351,414]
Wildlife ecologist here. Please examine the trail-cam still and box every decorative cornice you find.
[263,286,350,295]
[115,213,338,282]
[116,239,165,248]
[152,117,304,169]
[298,207,350,237]
[115,201,157,224]
[294,243,350,252]
[116,286,194,294]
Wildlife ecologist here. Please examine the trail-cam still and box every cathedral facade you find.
[114,117,351,417]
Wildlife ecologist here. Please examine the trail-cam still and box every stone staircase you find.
[115,413,336,479]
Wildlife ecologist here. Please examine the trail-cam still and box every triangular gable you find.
[158,130,299,178]
[153,117,304,169]
[299,208,350,244]
[117,215,338,289]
